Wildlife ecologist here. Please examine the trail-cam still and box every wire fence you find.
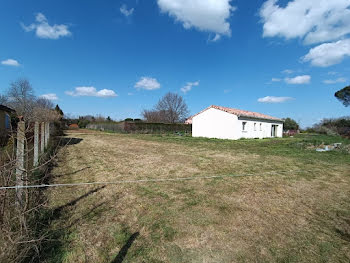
[0,120,60,262]
[0,168,311,191]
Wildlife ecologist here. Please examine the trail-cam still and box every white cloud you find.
[1,59,20,66]
[260,0,350,45]
[285,75,311,84]
[323,77,347,84]
[40,93,58,100]
[328,71,338,75]
[271,78,281,82]
[127,92,133,96]
[120,4,134,17]
[181,81,199,94]
[134,77,161,90]
[157,0,235,39]
[282,69,293,74]
[65,87,117,97]
[302,39,350,67]
[21,13,71,39]
[258,96,294,103]
[209,34,221,42]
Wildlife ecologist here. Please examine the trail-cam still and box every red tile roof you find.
[186,105,283,123]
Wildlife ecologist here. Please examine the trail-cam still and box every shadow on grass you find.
[54,166,91,178]
[32,186,106,262]
[59,137,83,146]
[111,232,140,263]
[52,186,105,218]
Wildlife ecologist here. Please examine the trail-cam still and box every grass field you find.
[42,130,350,262]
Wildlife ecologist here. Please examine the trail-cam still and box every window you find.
[254,123,256,131]
[5,114,10,129]
[242,122,247,131]
[260,123,262,131]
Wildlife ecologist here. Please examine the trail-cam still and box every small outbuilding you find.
[0,105,15,146]
[187,105,283,140]
[0,105,14,133]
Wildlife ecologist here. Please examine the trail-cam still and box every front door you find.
[271,125,277,137]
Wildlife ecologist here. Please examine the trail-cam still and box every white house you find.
[187,105,283,140]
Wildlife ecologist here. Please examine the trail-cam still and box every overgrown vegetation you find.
[0,78,64,262]
[282,117,299,130]
[306,117,350,137]
[0,124,63,262]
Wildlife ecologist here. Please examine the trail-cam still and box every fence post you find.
[44,122,49,149]
[16,121,25,206]
[47,122,50,142]
[41,122,45,153]
[33,122,39,167]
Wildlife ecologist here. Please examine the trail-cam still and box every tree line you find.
[0,78,62,123]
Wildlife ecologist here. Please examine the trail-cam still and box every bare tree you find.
[0,94,8,105]
[36,97,54,109]
[32,98,60,122]
[142,109,167,123]
[155,92,189,123]
[5,79,59,122]
[7,79,35,120]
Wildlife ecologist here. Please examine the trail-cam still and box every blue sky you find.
[1,0,350,127]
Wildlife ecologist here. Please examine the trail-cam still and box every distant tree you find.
[36,97,54,109]
[94,115,106,122]
[0,94,8,105]
[79,115,94,121]
[124,118,134,122]
[55,104,64,116]
[142,110,166,123]
[107,116,112,122]
[78,119,90,128]
[283,117,299,130]
[335,86,350,107]
[155,92,189,123]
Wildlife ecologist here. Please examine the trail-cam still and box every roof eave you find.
[0,105,15,113]
[238,114,284,122]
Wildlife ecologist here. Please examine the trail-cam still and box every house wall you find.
[192,108,239,140]
[192,108,283,140]
[237,117,283,139]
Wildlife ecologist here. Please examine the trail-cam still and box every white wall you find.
[192,108,239,140]
[237,118,283,139]
[192,108,283,140]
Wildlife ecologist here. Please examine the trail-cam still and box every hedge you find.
[87,121,191,134]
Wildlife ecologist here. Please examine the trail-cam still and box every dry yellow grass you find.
[43,130,350,262]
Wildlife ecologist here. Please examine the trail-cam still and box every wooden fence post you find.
[33,122,39,167]
[16,121,25,206]
[41,122,45,153]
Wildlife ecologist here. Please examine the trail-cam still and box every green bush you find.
[78,119,90,128]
